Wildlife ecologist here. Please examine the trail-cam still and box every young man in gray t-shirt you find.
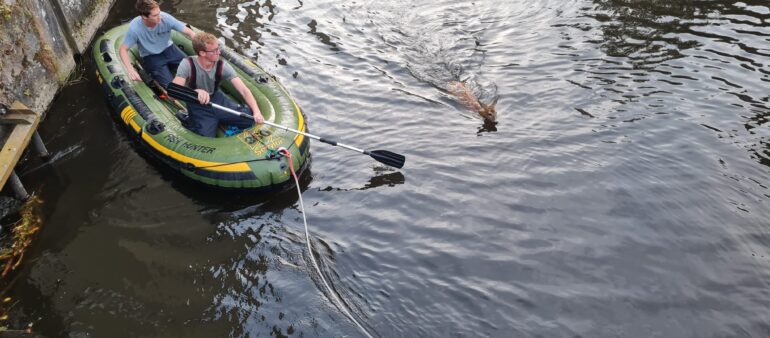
[172,32,264,137]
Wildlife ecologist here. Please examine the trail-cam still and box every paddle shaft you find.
[209,102,368,154]
[166,82,404,167]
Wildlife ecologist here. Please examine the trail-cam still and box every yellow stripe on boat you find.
[121,106,135,124]
[141,133,251,172]
[129,120,141,133]
[294,103,305,147]
[120,106,142,132]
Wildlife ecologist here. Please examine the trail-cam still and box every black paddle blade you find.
[166,82,199,104]
[369,150,405,169]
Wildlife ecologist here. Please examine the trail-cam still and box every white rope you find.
[283,151,375,338]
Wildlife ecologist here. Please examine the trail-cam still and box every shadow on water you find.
[162,163,315,213]
[477,119,498,133]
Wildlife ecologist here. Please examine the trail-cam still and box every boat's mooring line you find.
[278,148,375,338]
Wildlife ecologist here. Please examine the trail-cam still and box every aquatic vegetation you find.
[0,195,43,278]
[0,296,31,333]
[0,196,42,333]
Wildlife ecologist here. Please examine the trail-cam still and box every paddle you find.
[133,63,188,113]
[166,82,406,169]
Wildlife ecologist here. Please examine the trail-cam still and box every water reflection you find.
[478,119,498,133]
[320,171,405,192]
[207,220,293,337]
[582,1,770,171]
[308,19,341,52]
[588,0,706,67]
[14,0,770,336]
[588,1,770,69]
[165,166,314,214]
[204,187,357,337]
[214,0,278,57]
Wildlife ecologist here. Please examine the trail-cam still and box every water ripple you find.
[14,0,770,336]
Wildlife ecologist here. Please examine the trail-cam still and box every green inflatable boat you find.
[93,24,310,190]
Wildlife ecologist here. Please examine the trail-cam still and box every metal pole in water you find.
[8,171,29,201]
[31,132,49,157]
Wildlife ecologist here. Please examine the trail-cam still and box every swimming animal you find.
[447,80,499,123]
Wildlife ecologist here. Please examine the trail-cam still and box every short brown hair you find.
[135,0,159,17]
[193,32,218,55]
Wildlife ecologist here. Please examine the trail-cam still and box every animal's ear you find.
[447,81,462,93]
[490,96,499,109]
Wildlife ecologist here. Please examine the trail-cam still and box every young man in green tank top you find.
[172,32,265,137]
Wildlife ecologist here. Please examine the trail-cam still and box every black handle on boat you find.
[166,82,406,169]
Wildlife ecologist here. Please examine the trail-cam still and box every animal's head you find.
[479,96,498,123]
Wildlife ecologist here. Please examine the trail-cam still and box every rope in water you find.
[278,148,375,338]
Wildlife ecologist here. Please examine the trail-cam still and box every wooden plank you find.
[10,101,33,112]
[0,102,41,189]
[0,113,35,125]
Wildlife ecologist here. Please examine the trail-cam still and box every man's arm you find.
[231,77,264,124]
[171,76,185,87]
[119,44,141,82]
[182,26,196,40]
[172,76,210,105]
[166,12,195,40]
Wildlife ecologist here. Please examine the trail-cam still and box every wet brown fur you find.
[447,81,498,122]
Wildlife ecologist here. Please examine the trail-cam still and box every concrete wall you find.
[0,0,113,114]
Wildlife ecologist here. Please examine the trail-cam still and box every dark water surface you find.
[9,0,770,336]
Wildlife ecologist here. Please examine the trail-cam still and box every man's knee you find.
[151,69,173,87]
[190,119,217,137]
[168,45,186,62]
[190,112,219,137]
